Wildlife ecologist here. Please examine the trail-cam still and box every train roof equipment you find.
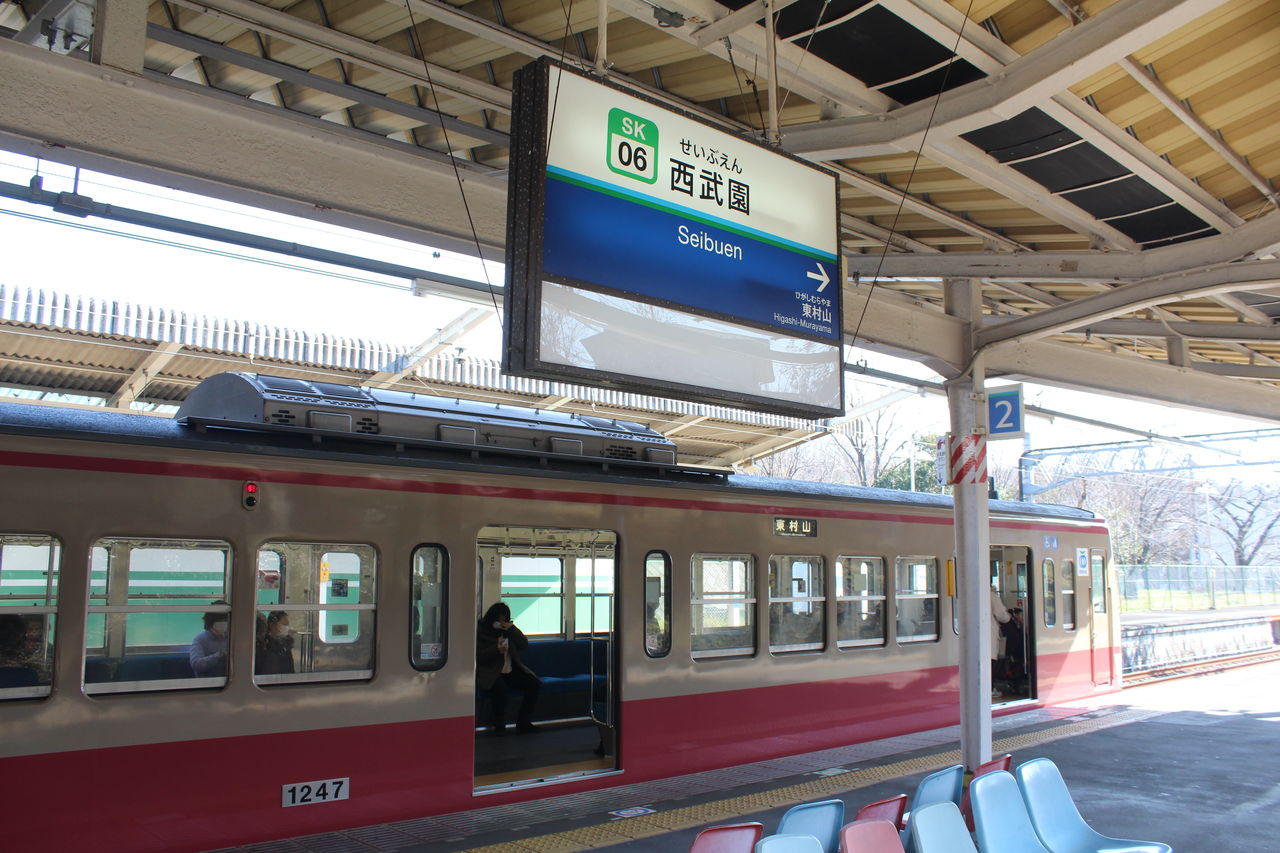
[175,372,686,472]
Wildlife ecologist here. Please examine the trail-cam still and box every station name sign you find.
[503,59,844,418]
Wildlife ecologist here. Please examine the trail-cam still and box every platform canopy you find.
[0,0,1278,422]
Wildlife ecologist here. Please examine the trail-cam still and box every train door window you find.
[768,555,825,654]
[410,545,448,671]
[644,552,671,658]
[895,557,939,644]
[499,555,564,636]
[84,538,232,694]
[256,550,282,606]
[1043,559,1057,627]
[691,554,755,659]
[1061,562,1077,630]
[835,555,885,649]
[575,553,614,636]
[1089,551,1108,615]
[254,542,376,684]
[0,534,60,701]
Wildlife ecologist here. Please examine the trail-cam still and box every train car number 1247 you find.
[281,777,351,807]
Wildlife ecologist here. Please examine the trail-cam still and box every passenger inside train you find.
[255,610,296,675]
[189,604,230,677]
[476,602,542,736]
[0,614,41,687]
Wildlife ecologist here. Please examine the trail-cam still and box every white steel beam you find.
[986,338,1280,422]
[107,341,182,408]
[1054,318,1280,343]
[975,260,1280,348]
[167,0,512,112]
[145,24,508,146]
[783,0,1232,159]
[364,308,492,387]
[0,39,510,258]
[691,0,805,47]
[13,0,78,44]
[1117,57,1279,210]
[880,0,1239,235]
[846,213,1280,281]
[659,414,711,436]
[608,0,891,116]
[922,138,1136,250]
[91,0,147,73]
[844,283,1280,420]
[834,164,1028,253]
[1192,364,1280,380]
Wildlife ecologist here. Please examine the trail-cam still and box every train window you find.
[574,554,614,636]
[1043,559,1057,627]
[644,552,671,658]
[499,555,564,636]
[1062,562,1077,631]
[410,545,448,671]
[895,557,939,644]
[256,550,282,605]
[691,554,755,660]
[0,534,60,701]
[84,538,232,694]
[768,555,825,654]
[254,542,377,684]
[835,555,885,649]
[1090,551,1108,615]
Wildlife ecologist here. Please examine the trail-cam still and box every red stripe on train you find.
[0,449,1109,534]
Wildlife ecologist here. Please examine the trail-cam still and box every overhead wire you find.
[401,2,504,324]
[848,0,978,352]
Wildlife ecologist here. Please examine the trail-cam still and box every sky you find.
[1,148,1277,483]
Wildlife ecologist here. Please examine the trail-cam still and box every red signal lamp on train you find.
[242,481,260,510]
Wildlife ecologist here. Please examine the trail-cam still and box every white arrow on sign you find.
[806,263,830,292]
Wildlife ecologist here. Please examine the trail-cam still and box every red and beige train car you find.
[0,373,1119,852]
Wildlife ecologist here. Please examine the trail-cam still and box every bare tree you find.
[748,443,818,481]
[1030,449,1198,565]
[828,403,913,487]
[1203,480,1280,565]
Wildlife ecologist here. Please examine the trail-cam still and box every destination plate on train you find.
[774,517,817,537]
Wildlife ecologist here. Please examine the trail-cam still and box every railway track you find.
[1123,648,1280,685]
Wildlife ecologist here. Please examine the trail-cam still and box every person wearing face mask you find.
[255,610,296,675]
[476,602,541,735]
[190,603,230,677]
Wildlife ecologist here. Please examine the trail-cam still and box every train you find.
[0,372,1120,852]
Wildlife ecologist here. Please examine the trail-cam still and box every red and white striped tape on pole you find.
[947,432,988,485]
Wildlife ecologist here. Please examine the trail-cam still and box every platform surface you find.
[209,660,1280,853]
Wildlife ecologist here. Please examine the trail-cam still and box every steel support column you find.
[944,277,993,771]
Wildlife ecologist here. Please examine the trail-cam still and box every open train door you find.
[990,545,1034,702]
[473,526,619,791]
[1087,548,1114,686]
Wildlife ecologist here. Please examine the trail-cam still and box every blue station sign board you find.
[539,71,841,342]
[504,60,844,419]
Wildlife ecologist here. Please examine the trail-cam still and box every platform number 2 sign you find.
[607,108,658,184]
[986,385,1025,439]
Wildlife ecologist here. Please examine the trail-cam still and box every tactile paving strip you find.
[461,708,1159,852]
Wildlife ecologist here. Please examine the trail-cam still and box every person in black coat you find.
[476,602,541,735]
[255,610,296,675]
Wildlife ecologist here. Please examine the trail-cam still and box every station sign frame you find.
[503,58,844,419]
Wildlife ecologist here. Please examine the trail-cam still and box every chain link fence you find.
[1116,564,1280,612]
